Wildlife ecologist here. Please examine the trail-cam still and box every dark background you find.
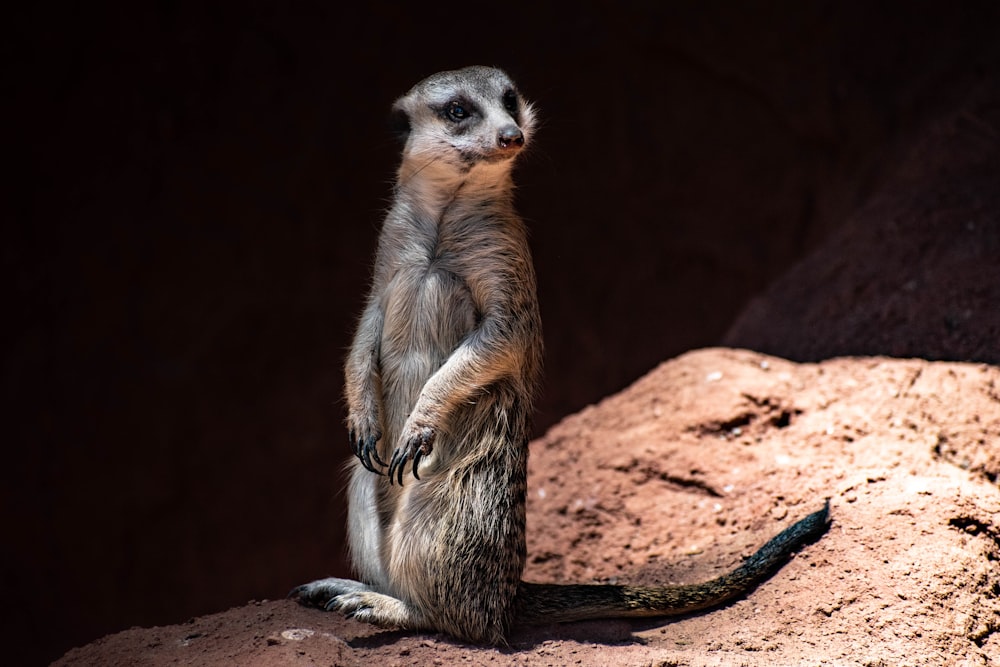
[6,2,999,665]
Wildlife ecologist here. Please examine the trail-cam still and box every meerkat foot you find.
[328,591,426,631]
[288,577,373,607]
[387,425,436,485]
[290,579,425,630]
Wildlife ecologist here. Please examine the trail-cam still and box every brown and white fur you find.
[291,66,830,645]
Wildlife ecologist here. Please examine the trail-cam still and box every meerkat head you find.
[390,66,536,177]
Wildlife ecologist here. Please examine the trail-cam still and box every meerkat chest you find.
[381,257,478,359]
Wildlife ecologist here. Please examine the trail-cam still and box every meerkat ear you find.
[389,101,411,143]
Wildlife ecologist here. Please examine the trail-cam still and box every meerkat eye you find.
[445,101,469,122]
[502,89,519,115]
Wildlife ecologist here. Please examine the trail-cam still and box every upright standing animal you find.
[291,65,830,645]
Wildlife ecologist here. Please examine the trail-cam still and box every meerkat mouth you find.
[461,145,523,165]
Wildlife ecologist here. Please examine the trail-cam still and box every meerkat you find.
[290,65,831,645]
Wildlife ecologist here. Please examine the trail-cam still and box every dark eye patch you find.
[502,89,519,115]
[443,99,474,122]
[389,106,411,142]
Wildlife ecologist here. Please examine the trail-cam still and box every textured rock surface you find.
[56,349,1000,666]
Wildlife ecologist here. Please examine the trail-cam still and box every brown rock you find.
[55,349,1000,665]
[724,83,1000,365]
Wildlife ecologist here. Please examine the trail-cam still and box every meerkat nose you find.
[497,126,525,149]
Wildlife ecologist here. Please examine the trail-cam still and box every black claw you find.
[352,433,370,472]
[412,448,423,480]
[394,447,407,485]
[387,450,399,485]
[361,445,377,474]
[289,584,330,609]
[369,440,388,468]
[350,428,386,475]
[385,429,435,485]
[350,429,370,472]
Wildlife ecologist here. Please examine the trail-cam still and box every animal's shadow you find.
[344,606,726,652]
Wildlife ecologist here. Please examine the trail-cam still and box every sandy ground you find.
[54,348,1000,666]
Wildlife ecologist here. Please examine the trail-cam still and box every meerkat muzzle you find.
[497,126,525,149]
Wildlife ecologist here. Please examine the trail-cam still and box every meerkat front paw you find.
[348,412,385,473]
[388,423,435,485]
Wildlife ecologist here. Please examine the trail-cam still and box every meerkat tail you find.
[517,500,831,624]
